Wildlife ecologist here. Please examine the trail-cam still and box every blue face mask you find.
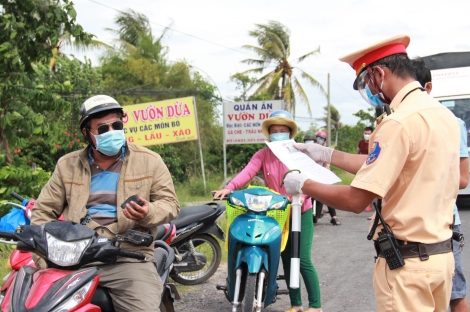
[92,130,126,156]
[365,85,385,107]
[269,132,290,142]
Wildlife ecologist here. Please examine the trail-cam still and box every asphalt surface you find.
[174,208,470,312]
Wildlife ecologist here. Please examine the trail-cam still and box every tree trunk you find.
[0,126,13,164]
[335,128,339,146]
[280,73,286,100]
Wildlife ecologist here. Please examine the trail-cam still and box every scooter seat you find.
[154,247,169,276]
[91,286,114,312]
[172,204,215,229]
[155,224,167,241]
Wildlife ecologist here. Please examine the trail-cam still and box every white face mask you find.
[304,140,315,144]
[363,134,371,140]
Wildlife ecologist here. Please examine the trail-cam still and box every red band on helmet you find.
[353,43,407,76]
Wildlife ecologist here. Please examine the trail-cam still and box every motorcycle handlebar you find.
[10,192,25,203]
[0,231,16,240]
[212,196,229,201]
[118,249,146,260]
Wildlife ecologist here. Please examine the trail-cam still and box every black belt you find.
[375,238,453,261]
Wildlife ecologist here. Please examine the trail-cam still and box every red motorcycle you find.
[0,221,178,312]
[0,193,179,312]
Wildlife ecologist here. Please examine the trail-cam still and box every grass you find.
[331,166,355,186]
[0,245,14,286]
[174,173,224,207]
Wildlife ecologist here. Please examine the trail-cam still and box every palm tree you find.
[106,9,169,61]
[240,21,326,116]
[48,25,110,71]
[318,105,342,146]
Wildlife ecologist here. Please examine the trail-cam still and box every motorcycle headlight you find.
[244,194,272,212]
[50,280,94,312]
[46,232,91,266]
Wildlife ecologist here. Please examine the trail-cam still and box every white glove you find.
[283,172,309,195]
[293,143,333,164]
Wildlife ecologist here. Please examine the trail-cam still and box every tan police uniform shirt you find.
[352,81,460,244]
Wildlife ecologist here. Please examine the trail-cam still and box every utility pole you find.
[327,73,331,147]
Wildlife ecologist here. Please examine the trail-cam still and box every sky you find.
[69,0,470,131]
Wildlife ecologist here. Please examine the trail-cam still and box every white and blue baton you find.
[281,170,302,289]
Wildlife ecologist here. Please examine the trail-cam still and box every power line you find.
[10,86,224,101]
[294,66,365,107]
[329,76,365,106]
[87,0,256,58]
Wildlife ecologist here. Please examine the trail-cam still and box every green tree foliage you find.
[226,143,265,175]
[332,107,375,153]
[0,0,92,164]
[333,124,364,154]
[353,107,376,126]
[0,56,103,203]
[229,73,257,102]
[0,166,51,211]
[240,21,326,116]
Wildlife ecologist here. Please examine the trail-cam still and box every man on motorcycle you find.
[31,95,180,312]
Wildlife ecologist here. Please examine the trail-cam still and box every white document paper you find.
[265,140,341,185]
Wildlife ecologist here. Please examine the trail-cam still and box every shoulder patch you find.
[366,142,381,165]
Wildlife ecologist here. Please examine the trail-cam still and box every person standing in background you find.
[412,58,470,312]
[357,126,373,155]
[306,131,341,225]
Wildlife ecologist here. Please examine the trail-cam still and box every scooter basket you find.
[225,202,291,252]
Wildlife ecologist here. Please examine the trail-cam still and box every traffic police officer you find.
[283,34,460,311]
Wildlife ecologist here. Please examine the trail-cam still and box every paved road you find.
[175,208,470,311]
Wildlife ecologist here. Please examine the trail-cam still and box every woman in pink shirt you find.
[213,110,322,312]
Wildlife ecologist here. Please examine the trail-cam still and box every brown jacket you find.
[32,143,180,260]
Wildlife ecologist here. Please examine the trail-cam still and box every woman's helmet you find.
[79,95,123,130]
[261,110,298,139]
[316,131,327,139]
[303,130,316,141]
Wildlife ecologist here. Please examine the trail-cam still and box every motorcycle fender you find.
[236,246,269,273]
[74,305,101,312]
[204,224,225,242]
[1,271,15,292]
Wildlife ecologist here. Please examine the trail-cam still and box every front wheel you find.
[171,234,221,285]
[241,273,257,312]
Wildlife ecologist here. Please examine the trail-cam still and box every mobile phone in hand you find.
[121,194,141,209]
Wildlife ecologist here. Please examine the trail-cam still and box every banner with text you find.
[122,97,198,146]
[223,100,283,144]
